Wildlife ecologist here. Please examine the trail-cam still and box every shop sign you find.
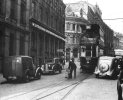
[32,22,65,41]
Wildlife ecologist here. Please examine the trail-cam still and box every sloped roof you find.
[65,1,96,16]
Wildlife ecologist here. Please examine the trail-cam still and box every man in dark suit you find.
[68,58,77,79]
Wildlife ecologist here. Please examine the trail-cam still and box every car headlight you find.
[99,64,109,72]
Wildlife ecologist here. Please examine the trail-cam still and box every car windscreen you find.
[99,58,112,66]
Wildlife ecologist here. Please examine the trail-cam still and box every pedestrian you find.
[68,58,77,79]
[117,58,123,100]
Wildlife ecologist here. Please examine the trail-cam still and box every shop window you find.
[31,32,36,49]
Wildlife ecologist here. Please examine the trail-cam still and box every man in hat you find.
[68,58,77,79]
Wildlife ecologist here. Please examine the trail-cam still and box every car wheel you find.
[36,71,41,79]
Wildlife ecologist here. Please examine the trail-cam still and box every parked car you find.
[41,58,62,74]
[94,56,119,79]
[3,56,42,82]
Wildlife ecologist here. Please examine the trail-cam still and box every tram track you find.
[2,73,92,100]
[2,78,67,100]
[32,74,92,100]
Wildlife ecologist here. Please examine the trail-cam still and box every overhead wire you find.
[103,18,123,20]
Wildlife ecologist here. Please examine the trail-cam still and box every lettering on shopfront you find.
[32,22,65,41]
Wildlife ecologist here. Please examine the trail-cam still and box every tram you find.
[80,24,100,72]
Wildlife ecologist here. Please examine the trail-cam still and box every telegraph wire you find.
[103,18,123,20]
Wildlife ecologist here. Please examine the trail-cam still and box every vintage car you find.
[3,56,42,82]
[94,56,119,78]
[41,58,62,74]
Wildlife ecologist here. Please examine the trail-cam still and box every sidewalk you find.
[0,73,6,84]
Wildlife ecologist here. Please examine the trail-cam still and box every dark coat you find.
[68,61,77,70]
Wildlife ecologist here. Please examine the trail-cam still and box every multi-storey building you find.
[65,1,104,61]
[65,1,89,61]
[0,0,66,73]
[65,1,114,61]
[0,0,30,73]
[29,0,66,66]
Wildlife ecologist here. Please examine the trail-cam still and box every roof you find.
[99,56,115,60]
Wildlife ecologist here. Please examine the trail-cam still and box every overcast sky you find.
[63,0,123,34]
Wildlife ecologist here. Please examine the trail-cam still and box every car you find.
[41,58,62,74]
[94,56,119,79]
[3,56,42,82]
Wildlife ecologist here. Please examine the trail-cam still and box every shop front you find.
[30,21,65,66]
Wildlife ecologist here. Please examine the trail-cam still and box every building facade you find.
[0,0,66,73]
[29,0,66,66]
[0,0,30,73]
[65,1,104,61]
[65,1,89,61]
[65,1,114,61]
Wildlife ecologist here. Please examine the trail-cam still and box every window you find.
[72,24,75,31]
[51,15,53,28]
[55,18,58,30]
[0,0,4,15]
[46,11,49,25]
[73,36,76,44]
[31,31,36,49]
[9,33,15,56]
[66,23,70,30]
[32,2,36,18]
[20,33,25,55]
[39,7,43,22]
[77,25,81,32]
[20,0,26,25]
[0,31,3,56]
[10,0,17,20]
